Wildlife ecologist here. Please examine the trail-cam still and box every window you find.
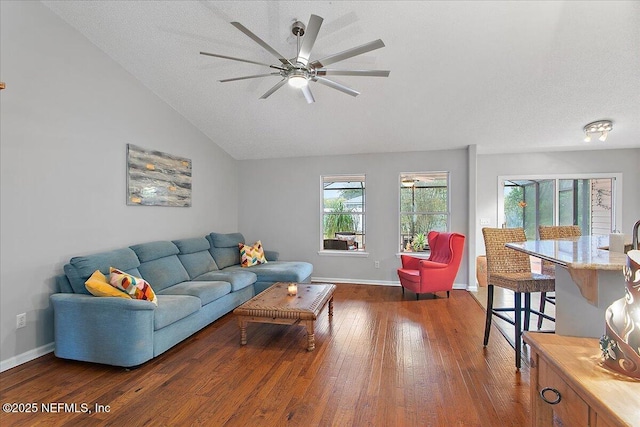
[321,175,365,251]
[400,172,450,252]
[502,175,619,239]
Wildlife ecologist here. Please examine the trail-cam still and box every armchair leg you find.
[416,293,420,301]
[447,291,450,298]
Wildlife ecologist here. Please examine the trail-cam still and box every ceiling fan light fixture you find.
[288,74,308,88]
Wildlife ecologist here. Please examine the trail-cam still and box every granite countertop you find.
[505,235,628,271]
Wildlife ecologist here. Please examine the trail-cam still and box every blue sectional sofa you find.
[51,232,313,367]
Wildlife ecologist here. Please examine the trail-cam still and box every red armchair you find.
[397,231,465,299]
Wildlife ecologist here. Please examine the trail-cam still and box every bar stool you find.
[482,227,555,369]
[537,225,582,329]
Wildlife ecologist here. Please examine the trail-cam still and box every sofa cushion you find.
[223,261,313,284]
[65,247,141,294]
[207,232,244,269]
[109,267,158,306]
[153,294,201,330]
[157,280,231,306]
[173,237,210,254]
[195,270,256,292]
[174,238,218,278]
[178,251,219,279]
[136,256,190,292]
[239,240,267,267]
[84,270,131,299]
[130,241,179,263]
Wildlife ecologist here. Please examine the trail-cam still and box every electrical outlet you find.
[480,218,491,226]
[374,261,380,268]
[16,313,26,329]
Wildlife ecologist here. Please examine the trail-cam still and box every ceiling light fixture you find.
[288,71,309,88]
[583,120,613,143]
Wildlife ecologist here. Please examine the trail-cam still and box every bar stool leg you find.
[483,284,494,346]
[538,292,547,329]
[514,292,522,369]
[524,293,531,332]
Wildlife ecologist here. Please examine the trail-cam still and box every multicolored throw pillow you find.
[85,270,131,299]
[109,267,158,306]
[239,240,268,267]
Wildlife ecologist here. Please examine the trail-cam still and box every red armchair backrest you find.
[428,231,456,264]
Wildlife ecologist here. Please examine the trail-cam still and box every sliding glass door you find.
[501,176,617,240]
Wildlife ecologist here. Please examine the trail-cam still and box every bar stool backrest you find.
[538,225,582,240]
[482,228,530,278]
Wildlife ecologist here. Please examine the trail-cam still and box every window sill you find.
[396,251,431,259]
[318,250,370,257]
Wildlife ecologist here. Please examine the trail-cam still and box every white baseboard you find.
[0,342,54,373]
[311,277,470,290]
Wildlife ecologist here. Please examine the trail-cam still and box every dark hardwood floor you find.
[0,284,530,426]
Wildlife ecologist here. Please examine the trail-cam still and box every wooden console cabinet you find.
[524,332,639,427]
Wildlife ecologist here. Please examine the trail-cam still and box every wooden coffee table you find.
[233,282,336,351]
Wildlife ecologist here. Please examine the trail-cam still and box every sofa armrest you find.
[50,294,156,367]
[264,250,279,261]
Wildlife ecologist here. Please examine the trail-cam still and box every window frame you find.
[399,171,451,253]
[320,174,367,255]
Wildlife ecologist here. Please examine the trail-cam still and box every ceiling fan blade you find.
[260,78,287,99]
[310,39,385,68]
[296,14,323,66]
[199,51,279,68]
[231,22,293,67]
[313,77,360,97]
[316,69,390,77]
[219,73,281,83]
[301,85,315,104]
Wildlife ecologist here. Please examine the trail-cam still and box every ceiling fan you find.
[200,14,390,103]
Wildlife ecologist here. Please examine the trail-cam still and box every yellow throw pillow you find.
[109,267,158,306]
[239,240,268,267]
[85,270,131,299]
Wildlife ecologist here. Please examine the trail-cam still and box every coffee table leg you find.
[328,296,334,316]
[305,320,315,351]
[239,318,247,346]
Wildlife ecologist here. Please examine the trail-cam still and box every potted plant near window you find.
[412,233,427,251]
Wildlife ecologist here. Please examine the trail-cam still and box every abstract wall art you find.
[127,144,192,207]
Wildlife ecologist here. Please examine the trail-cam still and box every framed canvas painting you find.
[127,144,192,207]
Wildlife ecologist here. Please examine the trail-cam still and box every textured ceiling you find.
[42,1,640,160]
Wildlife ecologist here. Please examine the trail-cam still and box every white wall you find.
[474,149,640,259]
[238,149,470,286]
[0,1,238,367]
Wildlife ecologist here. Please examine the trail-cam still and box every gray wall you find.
[0,1,238,366]
[475,149,640,259]
[238,149,470,286]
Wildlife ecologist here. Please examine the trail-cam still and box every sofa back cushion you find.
[207,232,244,269]
[173,237,219,279]
[64,247,141,294]
[130,241,190,292]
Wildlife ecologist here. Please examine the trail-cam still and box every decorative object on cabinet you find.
[482,227,555,369]
[126,144,192,207]
[601,249,640,379]
[397,231,465,300]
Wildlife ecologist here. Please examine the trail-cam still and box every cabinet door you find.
[538,359,590,426]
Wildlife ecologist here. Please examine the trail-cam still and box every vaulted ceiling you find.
[42,1,640,160]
